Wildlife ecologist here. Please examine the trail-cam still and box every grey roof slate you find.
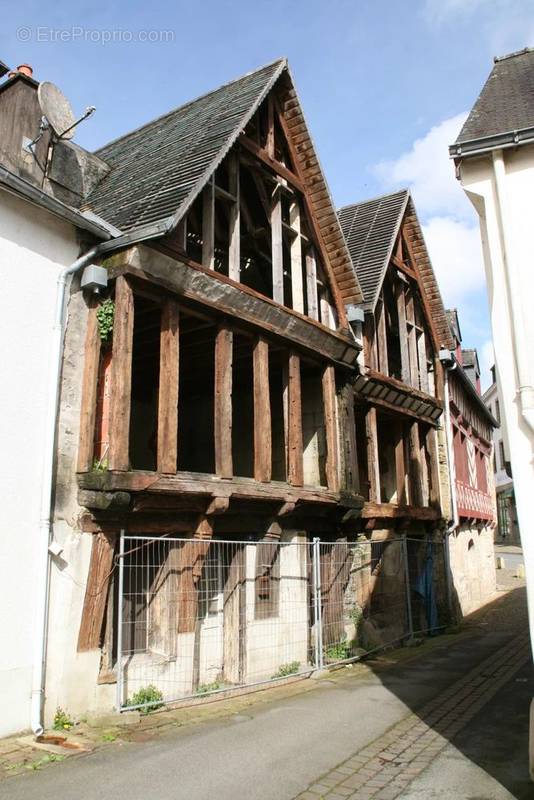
[337,189,409,307]
[456,48,534,144]
[84,59,286,233]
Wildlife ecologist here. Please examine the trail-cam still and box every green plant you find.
[325,641,352,661]
[53,707,74,731]
[127,684,164,713]
[27,754,65,770]
[195,680,221,695]
[91,456,108,472]
[101,731,117,742]
[271,661,301,678]
[96,298,115,343]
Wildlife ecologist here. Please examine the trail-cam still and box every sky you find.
[3,0,534,388]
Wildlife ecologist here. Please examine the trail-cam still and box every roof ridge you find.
[494,46,534,63]
[338,187,410,214]
[94,57,287,156]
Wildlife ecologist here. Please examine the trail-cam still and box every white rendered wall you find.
[459,148,534,651]
[0,190,80,736]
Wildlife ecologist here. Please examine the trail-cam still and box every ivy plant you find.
[96,299,115,344]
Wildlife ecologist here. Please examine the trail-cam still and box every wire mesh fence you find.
[117,534,448,711]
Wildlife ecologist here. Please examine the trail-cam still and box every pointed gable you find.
[338,189,454,350]
[85,60,286,233]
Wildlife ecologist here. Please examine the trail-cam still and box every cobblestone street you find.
[1,582,531,800]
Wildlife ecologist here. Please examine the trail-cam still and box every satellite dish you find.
[38,81,76,139]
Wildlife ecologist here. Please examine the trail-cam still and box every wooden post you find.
[228,152,240,282]
[108,276,134,471]
[365,406,381,503]
[305,247,319,321]
[253,336,272,482]
[202,176,215,269]
[363,313,378,370]
[157,299,180,474]
[77,532,115,651]
[322,364,339,492]
[376,296,388,376]
[77,298,102,472]
[266,95,275,158]
[342,386,359,492]
[408,421,423,506]
[426,426,441,509]
[177,517,214,635]
[406,290,419,389]
[214,325,233,478]
[287,351,303,487]
[290,200,304,313]
[271,188,284,304]
[395,281,410,384]
[395,420,407,505]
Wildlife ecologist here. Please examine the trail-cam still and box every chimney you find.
[8,63,33,79]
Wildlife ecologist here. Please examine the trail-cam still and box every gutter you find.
[0,166,112,240]
[449,125,534,159]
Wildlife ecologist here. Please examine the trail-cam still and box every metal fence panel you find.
[117,534,446,711]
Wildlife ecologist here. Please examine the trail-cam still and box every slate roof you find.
[337,189,409,307]
[84,59,362,306]
[446,308,461,345]
[338,189,454,350]
[85,60,285,233]
[455,47,534,145]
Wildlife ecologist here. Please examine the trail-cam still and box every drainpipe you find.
[31,246,100,736]
[492,149,534,435]
[440,357,459,620]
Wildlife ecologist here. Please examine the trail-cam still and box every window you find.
[499,441,506,472]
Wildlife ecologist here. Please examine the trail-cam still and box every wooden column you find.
[406,291,419,389]
[266,95,275,158]
[290,200,304,313]
[77,532,115,651]
[214,325,233,478]
[157,299,180,474]
[305,247,319,321]
[426,426,441,509]
[342,386,359,492]
[287,351,303,487]
[271,188,284,304]
[322,364,339,492]
[408,421,423,506]
[77,297,102,472]
[253,336,272,482]
[363,313,378,370]
[177,516,214,635]
[228,152,240,282]
[108,276,134,471]
[394,421,407,505]
[395,280,410,384]
[365,406,381,503]
[376,296,388,375]
[202,177,215,269]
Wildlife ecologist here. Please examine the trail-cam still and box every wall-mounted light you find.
[81,264,108,295]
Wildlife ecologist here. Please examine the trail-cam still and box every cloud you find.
[423,0,491,27]
[373,113,471,220]
[421,216,485,306]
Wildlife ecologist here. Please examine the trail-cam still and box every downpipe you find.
[31,247,99,736]
[442,362,459,621]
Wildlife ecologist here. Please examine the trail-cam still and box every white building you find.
[0,63,110,736]
[450,46,534,775]
[483,367,520,544]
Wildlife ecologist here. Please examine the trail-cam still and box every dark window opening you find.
[354,404,370,500]
[269,347,287,482]
[129,295,161,471]
[238,164,274,298]
[232,333,254,478]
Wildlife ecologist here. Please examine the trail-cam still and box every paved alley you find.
[1,585,531,800]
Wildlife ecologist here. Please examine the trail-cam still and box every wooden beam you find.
[395,421,407,505]
[361,502,439,521]
[266,95,275,158]
[322,364,339,492]
[305,247,319,321]
[228,152,240,282]
[239,134,305,193]
[108,276,134,471]
[77,298,102,472]
[157,299,179,474]
[273,103,349,330]
[341,386,359,492]
[77,532,115,651]
[202,176,215,269]
[253,336,272,482]
[363,313,378,371]
[408,420,423,506]
[287,352,303,487]
[426,426,441,509]
[214,325,233,478]
[401,227,442,353]
[271,188,284,305]
[376,296,388,376]
[406,290,419,389]
[395,280,410,384]
[365,406,381,503]
[289,200,304,313]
